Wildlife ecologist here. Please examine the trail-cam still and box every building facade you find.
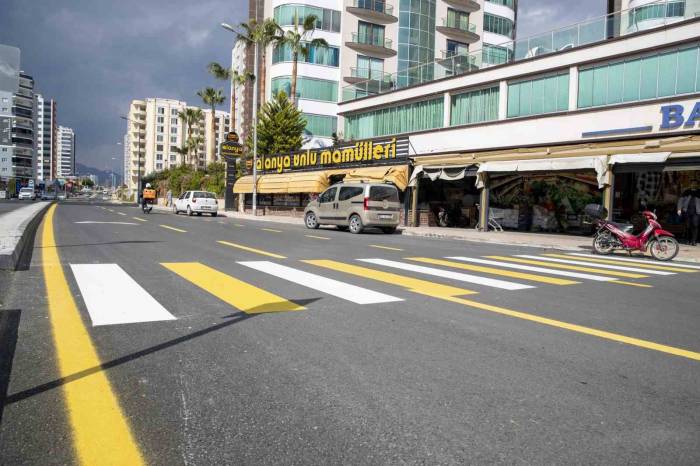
[56,126,75,178]
[609,0,700,34]
[124,98,230,194]
[262,0,518,147]
[35,94,57,182]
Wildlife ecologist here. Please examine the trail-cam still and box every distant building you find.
[35,94,57,182]
[124,97,230,195]
[608,0,700,34]
[56,126,75,178]
[122,132,129,185]
[231,40,248,137]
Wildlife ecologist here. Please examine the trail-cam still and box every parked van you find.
[304,182,401,234]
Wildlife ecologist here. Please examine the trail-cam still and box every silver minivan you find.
[304,182,401,234]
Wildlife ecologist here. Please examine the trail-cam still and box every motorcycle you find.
[587,204,679,261]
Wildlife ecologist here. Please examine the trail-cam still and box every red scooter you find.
[587,204,679,261]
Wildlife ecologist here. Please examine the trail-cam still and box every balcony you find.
[436,17,479,42]
[347,0,398,24]
[344,67,395,93]
[346,32,396,58]
[442,0,480,13]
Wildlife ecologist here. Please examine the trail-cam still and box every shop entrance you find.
[412,166,480,227]
[488,171,602,234]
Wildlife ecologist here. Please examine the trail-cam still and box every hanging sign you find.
[220,131,244,159]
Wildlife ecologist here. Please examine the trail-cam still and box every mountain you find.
[75,162,122,186]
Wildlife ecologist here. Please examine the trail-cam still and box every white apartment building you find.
[56,126,75,178]
[35,94,57,182]
[124,98,230,194]
[262,0,518,147]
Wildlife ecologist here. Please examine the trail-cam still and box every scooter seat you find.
[610,222,634,233]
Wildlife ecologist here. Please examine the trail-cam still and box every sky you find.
[0,0,606,176]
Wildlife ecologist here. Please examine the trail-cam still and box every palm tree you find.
[177,108,203,167]
[187,135,204,168]
[236,18,280,107]
[172,144,188,166]
[275,13,328,105]
[207,62,254,132]
[197,87,226,163]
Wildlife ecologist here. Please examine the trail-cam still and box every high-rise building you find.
[35,94,57,182]
[56,126,75,178]
[261,0,518,146]
[608,0,700,34]
[231,40,248,136]
[123,132,129,186]
[124,98,230,194]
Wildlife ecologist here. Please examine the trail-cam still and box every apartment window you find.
[451,86,499,126]
[345,97,444,139]
[158,107,165,115]
[157,126,164,133]
[272,42,340,67]
[578,45,700,109]
[157,135,164,142]
[171,108,178,116]
[170,136,177,143]
[157,116,164,123]
[355,55,385,80]
[446,8,470,32]
[156,144,164,151]
[357,21,385,47]
[271,76,338,102]
[170,155,176,162]
[302,114,337,137]
[169,145,177,152]
[171,126,178,134]
[171,117,178,125]
[1,98,7,102]
[507,71,570,118]
[484,13,514,38]
[273,4,341,33]
[482,44,513,65]
[156,153,163,161]
[156,163,163,170]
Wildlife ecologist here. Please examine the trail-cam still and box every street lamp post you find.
[221,21,259,217]
[120,115,141,203]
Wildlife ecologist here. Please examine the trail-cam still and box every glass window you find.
[170,136,177,143]
[484,13,514,38]
[156,144,164,151]
[158,107,165,114]
[302,113,337,137]
[193,191,215,199]
[157,126,164,133]
[357,21,385,46]
[345,97,444,139]
[273,4,341,33]
[156,153,163,160]
[319,187,337,203]
[450,86,499,126]
[487,0,515,8]
[171,117,178,124]
[369,185,399,202]
[272,42,339,67]
[339,186,364,201]
[578,45,700,109]
[157,116,164,123]
[482,45,512,65]
[271,76,338,102]
[507,71,570,118]
[171,109,178,115]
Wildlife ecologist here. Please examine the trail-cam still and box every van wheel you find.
[381,227,397,234]
[305,212,319,229]
[349,215,363,234]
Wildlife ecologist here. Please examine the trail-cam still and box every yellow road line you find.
[547,254,698,273]
[159,224,187,233]
[218,240,286,259]
[485,256,647,279]
[132,217,147,222]
[305,235,330,240]
[162,262,303,313]
[107,209,115,212]
[234,224,245,227]
[303,259,477,299]
[305,258,700,360]
[261,228,282,233]
[370,245,404,251]
[117,212,127,216]
[443,295,699,361]
[41,205,145,465]
[408,257,579,285]
[610,281,653,288]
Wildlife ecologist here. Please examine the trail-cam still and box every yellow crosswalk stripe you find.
[41,205,145,465]
[159,224,187,233]
[218,240,286,259]
[610,281,653,288]
[485,256,648,279]
[303,259,477,299]
[408,257,579,285]
[305,235,330,240]
[548,254,698,273]
[262,228,282,233]
[370,245,404,251]
[162,262,304,313]
[132,217,147,222]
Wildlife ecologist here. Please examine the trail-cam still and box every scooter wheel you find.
[592,232,615,255]
[649,236,679,261]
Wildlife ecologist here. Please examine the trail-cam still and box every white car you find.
[18,187,36,200]
[173,190,218,217]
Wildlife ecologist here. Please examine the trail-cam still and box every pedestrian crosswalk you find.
[66,251,697,326]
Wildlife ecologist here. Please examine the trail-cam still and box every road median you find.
[0,201,52,270]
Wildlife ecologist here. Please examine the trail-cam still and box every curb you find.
[0,202,52,271]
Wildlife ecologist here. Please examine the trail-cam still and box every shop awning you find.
[233,171,331,194]
[609,152,671,165]
[408,165,478,187]
[476,156,609,189]
[286,171,331,193]
[342,165,408,191]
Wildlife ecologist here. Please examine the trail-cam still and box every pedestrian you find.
[677,189,700,245]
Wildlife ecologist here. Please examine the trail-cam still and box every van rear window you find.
[369,186,398,202]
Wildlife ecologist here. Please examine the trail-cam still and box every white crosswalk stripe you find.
[358,258,534,290]
[516,255,675,275]
[567,253,700,270]
[238,261,403,304]
[70,264,176,326]
[446,256,619,282]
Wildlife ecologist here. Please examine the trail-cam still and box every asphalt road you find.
[1,200,699,464]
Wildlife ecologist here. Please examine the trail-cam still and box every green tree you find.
[235,18,280,107]
[186,135,205,168]
[248,91,305,156]
[197,87,226,163]
[207,62,254,132]
[177,108,203,166]
[274,13,328,106]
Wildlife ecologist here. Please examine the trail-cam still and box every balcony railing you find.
[349,0,394,16]
[342,0,693,101]
[350,67,393,82]
[441,17,477,33]
[349,32,392,49]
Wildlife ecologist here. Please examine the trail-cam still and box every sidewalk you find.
[154,206,700,263]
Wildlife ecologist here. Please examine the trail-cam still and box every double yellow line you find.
[41,205,145,465]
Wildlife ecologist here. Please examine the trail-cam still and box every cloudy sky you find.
[0,0,605,175]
